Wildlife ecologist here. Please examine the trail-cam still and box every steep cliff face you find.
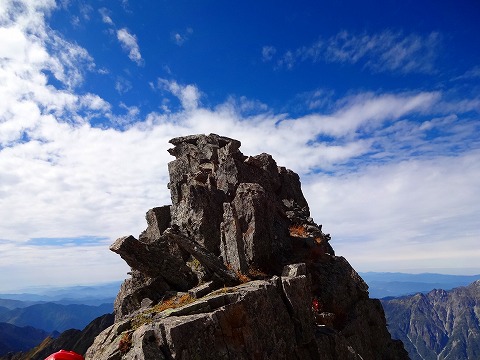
[382,280,480,360]
[86,134,408,360]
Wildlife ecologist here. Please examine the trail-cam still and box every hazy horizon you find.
[1,270,480,294]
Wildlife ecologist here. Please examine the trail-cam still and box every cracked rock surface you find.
[86,134,408,360]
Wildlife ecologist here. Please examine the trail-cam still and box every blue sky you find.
[0,0,479,292]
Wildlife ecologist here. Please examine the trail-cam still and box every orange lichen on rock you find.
[118,332,132,354]
[289,224,309,238]
[153,293,194,313]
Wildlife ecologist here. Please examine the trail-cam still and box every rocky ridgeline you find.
[86,134,408,360]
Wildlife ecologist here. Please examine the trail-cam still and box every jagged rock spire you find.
[90,134,408,360]
[111,134,333,319]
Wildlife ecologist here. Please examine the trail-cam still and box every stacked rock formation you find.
[86,134,408,360]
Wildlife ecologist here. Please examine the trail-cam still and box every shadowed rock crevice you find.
[86,134,408,360]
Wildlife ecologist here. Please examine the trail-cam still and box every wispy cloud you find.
[262,45,276,61]
[78,2,93,21]
[156,78,201,110]
[27,236,109,247]
[114,102,141,126]
[269,30,441,74]
[116,28,143,66]
[47,31,95,88]
[452,65,480,81]
[71,15,81,28]
[97,9,143,66]
[121,0,130,10]
[99,7,114,25]
[115,76,132,94]
[172,27,193,46]
[302,89,335,111]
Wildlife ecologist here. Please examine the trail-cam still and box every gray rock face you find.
[166,134,318,274]
[87,134,408,359]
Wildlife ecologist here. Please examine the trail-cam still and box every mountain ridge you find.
[382,279,480,360]
[0,313,114,360]
[0,302,112,333]
[0,323,50,356]
[0,281,122,303]
[360,272,480,298]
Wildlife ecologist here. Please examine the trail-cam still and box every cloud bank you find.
[1,1,479,291]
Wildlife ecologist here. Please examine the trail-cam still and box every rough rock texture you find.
[87,134,408,360]
[382,280,480,360]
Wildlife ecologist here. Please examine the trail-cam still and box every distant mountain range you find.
[0,313,114,360]
[0,281,121,305]
[382,280,480,360]
[0,323,50,356]
[0,299,113,357]
[0,302,112,333]
[360,272,480,298]
[2,274,479,358]
[3,274,478,305]
[0,282,118,357]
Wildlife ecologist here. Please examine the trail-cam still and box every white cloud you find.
[78,2,93,21]
[99,9,145,68]
[0,241,128,291]
[157,78,201,111]
[47,32,95,88]
[0,1,93,91]
[115,77,132,94]
[99,7,114,25]
[1,84,479,289]
[262,45,276,61]
[116,28,143,66]
[453,65,480,81]
[71,15,80,27]
[305,89,335,111]
[172,27,193,46]
[0,0,57,27]
[277,50,295,69]
[1,0,480,292]
[273,30,441,74]
[304,150,480,272]
[0,0,98,147]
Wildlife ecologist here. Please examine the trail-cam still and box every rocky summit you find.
[85,134,408,360]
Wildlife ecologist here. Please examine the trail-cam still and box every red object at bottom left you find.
[44,350,84,360]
